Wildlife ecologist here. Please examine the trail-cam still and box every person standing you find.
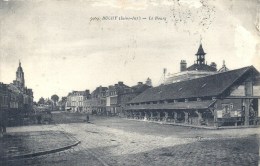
[86,114,89,123]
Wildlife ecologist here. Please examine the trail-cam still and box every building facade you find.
[8,61,34,125]
[106,82,132,116]
[120,82,151,116]
[0,83,9,132]
[89,86,108,115]
[66,90,90,112]
[0,61,34,126]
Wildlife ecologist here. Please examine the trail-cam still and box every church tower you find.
[195,44,206,65]
[16,60,25,88]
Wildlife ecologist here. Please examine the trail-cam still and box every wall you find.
[215,99,243,118]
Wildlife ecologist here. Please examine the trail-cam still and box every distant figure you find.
[86,115,89,123]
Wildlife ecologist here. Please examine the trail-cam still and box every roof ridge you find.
[163,66,252,87]
[218,66,253,96]
[128,66,255,104]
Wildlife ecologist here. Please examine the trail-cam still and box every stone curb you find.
[0,140,81,161]
[125,118,260,130]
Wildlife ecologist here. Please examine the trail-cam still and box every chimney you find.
[180,60,187,72]
[138,82,143,85]
[210,62,217,71]
[118,81,123,85]
[85,89,90,94]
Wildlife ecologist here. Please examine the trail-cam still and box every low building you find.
[0,83,9,132]
[125,66,260,127]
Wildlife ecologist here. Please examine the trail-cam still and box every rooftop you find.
[128,66,259,104]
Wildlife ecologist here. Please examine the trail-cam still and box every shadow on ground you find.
[90,134,259,166]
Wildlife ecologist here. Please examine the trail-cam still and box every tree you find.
[45,99,53,105]
[60,97,67,111]
[51,94,59,106]
[61,97,67,103]
[38,97,45,105]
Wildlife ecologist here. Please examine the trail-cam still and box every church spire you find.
[16,60,25,88]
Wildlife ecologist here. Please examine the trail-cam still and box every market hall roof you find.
[186,63,217,71]
[125,100,216,110]
[128,66,259,104]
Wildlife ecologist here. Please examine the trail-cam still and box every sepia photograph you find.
[0,0,260,165]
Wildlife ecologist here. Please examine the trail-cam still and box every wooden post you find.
[144,111,149,120]
[174,111,178,123]
[150,111,153,120]
[244,99,250,126]
[213,109,218,127]
[195,110,202,125]
[133,112,137,119]
[157,111,161,121]
[184,111,189,124]
[131,111,134,119]
[164,111,168,122]
[139,111,142,119]
[258,99,260,120]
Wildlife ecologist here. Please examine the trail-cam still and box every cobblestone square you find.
[1,116,259,166]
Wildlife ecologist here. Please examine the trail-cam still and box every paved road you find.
[3,116,260,166]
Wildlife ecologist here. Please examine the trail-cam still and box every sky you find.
[0,0,259,101]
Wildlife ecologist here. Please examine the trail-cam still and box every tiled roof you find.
[129,66,257,104]
[186,64,217,71]
[125,100,216,110]
[108,82,131,94]
[91,87,108,95]
[131,84,151,93]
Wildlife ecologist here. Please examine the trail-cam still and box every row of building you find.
[65,79,152,116]
[65,43,260,127]
[0,61,34,128]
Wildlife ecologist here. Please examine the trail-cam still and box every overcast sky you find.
[0,0,259,101]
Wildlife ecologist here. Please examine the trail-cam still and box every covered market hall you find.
[125,66,260,128]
